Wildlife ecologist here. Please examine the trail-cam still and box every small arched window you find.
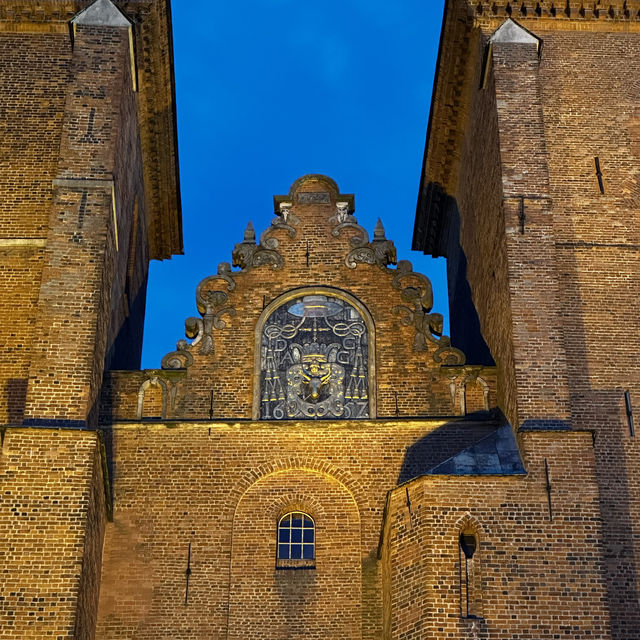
[459,531,482,618]
[278,512,315,563]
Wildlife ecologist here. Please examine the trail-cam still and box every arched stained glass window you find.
[278,512,315,560]
[259,292,371,420]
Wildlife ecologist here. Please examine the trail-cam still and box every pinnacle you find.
[374,218,386,240]
[243,221,256,244]
[71,0,131,28]
[490,18,540,47]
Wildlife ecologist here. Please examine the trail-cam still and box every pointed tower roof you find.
[71,0,131,27]
[490,18,540,49]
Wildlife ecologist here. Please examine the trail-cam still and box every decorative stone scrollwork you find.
[191,266,238,356]
[184,317,204,348]
[159,261,238,365]
[161,339,195,369]
[344,219,397,269]
[432,341,466,365]
[232,221,284,271]
[330,206,370,246]
[260,204,299,250]
[392,260,466,365]
[207,261,236,291]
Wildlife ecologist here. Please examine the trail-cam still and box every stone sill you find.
[276,559,316,570]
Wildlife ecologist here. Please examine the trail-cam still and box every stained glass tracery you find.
[260,294,370,420]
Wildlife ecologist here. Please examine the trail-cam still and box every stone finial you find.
[71,0,132,27]
[243,221,256,244]
[345,219,397,269]
[373,218,386,240]
[233,221,283,271]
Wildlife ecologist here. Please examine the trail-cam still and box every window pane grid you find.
[278,512,315,560]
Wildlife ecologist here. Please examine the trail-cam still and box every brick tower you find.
[414,1,640,637]
[0,0,180,637]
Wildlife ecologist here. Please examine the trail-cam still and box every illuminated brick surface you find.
[1,1,640,639]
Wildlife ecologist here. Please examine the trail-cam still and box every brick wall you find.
[536,26,640,638]
[21,21,148,427]
[228,469,362,639]
[95,418,502,639]
[0,31,70,425]
[0,428,106,639]
[383,431,610,639]
[447,34,519,425]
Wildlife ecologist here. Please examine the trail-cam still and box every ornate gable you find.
[102,176,495,423]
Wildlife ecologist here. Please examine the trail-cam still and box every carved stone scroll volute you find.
[161,339,195,369]
[344,218,397,269]
[232,221,284,271]
[330,205,370,246]
[392,260,465,365]
[160,261,238,366]
[192,263,237,355]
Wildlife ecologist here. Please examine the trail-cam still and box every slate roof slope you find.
[428,423,525,475]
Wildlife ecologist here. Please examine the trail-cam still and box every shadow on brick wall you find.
[559,221,640,638]
[397,420,499,484]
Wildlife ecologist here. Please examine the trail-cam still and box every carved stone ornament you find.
[392,260,466,365]
[330,207,397,269]
[330,207,369,245]
[161,339,195,369]
[160,262,237,366]
[335,201,350,223]
[260,294,370,420]
[232,221,284,271]
[469,1,640,20]
[298,191,330,204]
[278,201,293,224]
[190,263,238,356]
[345,219,397,269]
[260,204,299,250]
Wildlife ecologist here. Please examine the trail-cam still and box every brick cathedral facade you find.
[1,1,639,638]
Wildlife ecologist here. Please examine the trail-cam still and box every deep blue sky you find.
[141,0,447,368]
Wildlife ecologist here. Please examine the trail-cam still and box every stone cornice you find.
[414,0,474,255]
[470,1,640,23]
[0,0,183,260]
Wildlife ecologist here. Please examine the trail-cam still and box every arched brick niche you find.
[228,468,362,640]
[136,377,168,419]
